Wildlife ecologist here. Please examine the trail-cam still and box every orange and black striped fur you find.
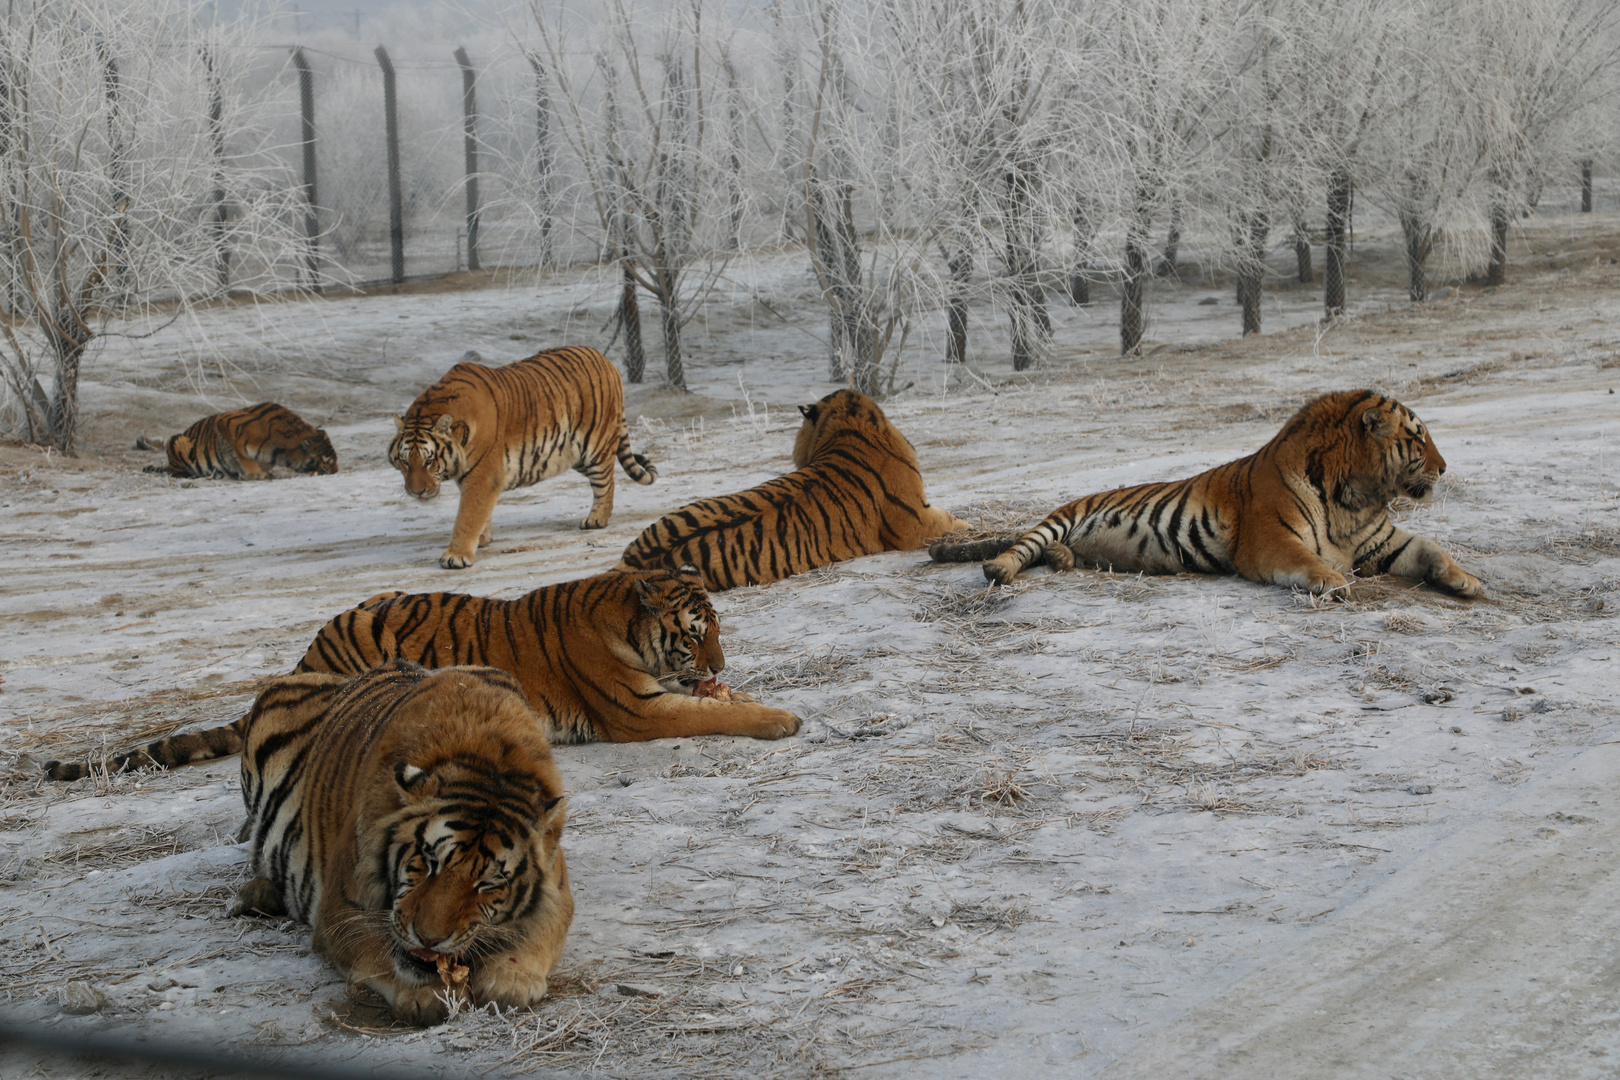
[42,567,797,782]
[930,390,1481,597]
[617,390,968,589]
[154,403,337,480]
[227,662,572,1026]
[389,346,655,569]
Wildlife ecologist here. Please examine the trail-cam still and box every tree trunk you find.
[946,245,970,364]
[1158,201,1181,277]
[1399,207,1430,302]
[1323,169,1350,319]
[1121,197,1151,355]
[620,265,645,383]
[1486,194,1509,287]
[1292,216,1313,284]
[658,266,685,390]
[1003,163,1049,372]
[1581,160,1593,213]
[45,317,90,453]
[1239,211,1268,337]
[1069,194,1094,305]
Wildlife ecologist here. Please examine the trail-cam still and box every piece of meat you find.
[693,678,732,702]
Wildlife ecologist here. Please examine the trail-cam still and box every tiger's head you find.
[389,413,468,502]
[631,565,724,689]
[1329,392,1447,509]
[373,681,570,991]
[290,429,339,475]
[793,389,921,470]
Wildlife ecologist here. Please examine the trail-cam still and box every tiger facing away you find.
[154,403,337,480]
[227,661,572,1026]
[41,567,797,782]
[389,346,655,569]
[930,389,1482,598]
[617,389,969,590]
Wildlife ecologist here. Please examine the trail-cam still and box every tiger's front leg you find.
[597,685,802,741]
[442,468,504,569]
[469,854,573,1010]
[1363,528,1482,598]
[313,911,454,1026]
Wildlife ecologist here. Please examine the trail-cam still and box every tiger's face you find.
[385,765,565,986]
[634,566,724,687]
[291,430,339,475]
[390,414,465,501]
[1358,400,1446,502]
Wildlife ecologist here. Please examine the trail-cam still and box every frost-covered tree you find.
[0,1,308,451]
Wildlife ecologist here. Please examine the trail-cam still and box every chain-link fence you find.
[248,42,593,289]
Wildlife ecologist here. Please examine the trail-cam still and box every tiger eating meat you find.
[226,661,573,1026]
[389,346,655,569]
[42,566,797,782]
[929,389,1481,598]
[617,389,969,589]
[150,403,337,480]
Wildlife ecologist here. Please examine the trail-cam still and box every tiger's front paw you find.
[472,964,550,1012]
[439,549,476,569]
[390,983,453,1027]
[983,555,1020,585]
[1307,570,1350,595]
[749,709,802,740]
[579,515,609,530]
[1433,564,1483,599]
[229,877,286,918]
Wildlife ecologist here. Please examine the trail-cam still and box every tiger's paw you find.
[439,550,476,570]
[982,555,1021,585]
[1433,566,1484,599]
[229,877,286,918]
[472,963,550,1011]
[1042,544,1075,573]
[748,709,802,740]
[389,983,453,1027]
[579,515,609,530]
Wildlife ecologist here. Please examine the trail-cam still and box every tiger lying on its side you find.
[228,661,573,1026]
[930,389,1481,597]
[617,389,969,589]
[149,403,337,480]
[42,566,798,781]
[389,346,655,569]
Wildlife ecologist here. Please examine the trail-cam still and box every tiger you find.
[929,389,1482,598]
[616,389,969,589]
[226,661,572,1026]
[41,566,797,781]
[389,346,655,569]
[151,402,337,480]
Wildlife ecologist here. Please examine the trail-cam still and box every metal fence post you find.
[454,46,480,272]
[292,48,319,289]
[374,45,404,284]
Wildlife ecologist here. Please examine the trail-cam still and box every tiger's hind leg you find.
[575,453,616,529]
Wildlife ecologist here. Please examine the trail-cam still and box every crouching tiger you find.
[930,389,1481,598]
[389,346,655,569]
[227,662,572,1026]
[42,566,797,781]
[147,402,337,480]
[618,389,969,589]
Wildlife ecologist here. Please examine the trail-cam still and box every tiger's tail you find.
[616,424,658,485]
[928,536,1019,563]
[43,714,249,781]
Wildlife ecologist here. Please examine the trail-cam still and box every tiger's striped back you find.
[387,346,655,569]
[160,403,337,481]
[616,390,967,589]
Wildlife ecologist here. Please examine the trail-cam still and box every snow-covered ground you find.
[1,217,1617,1079]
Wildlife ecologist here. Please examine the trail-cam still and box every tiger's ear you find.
[433,414,455,436]
[395,761,431,793]
[798,403,820,424]
[1361,408,1392,438]
[540,794,565,816]
[394,415,405,433]
[634,576,665,610]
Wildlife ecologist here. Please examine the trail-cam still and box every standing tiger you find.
[228,661,573,1026]
[389,346,655,569]
[617,389,969,589]
[930,390,1481,597]
[41,567,797,782]
[152,402,337,480]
